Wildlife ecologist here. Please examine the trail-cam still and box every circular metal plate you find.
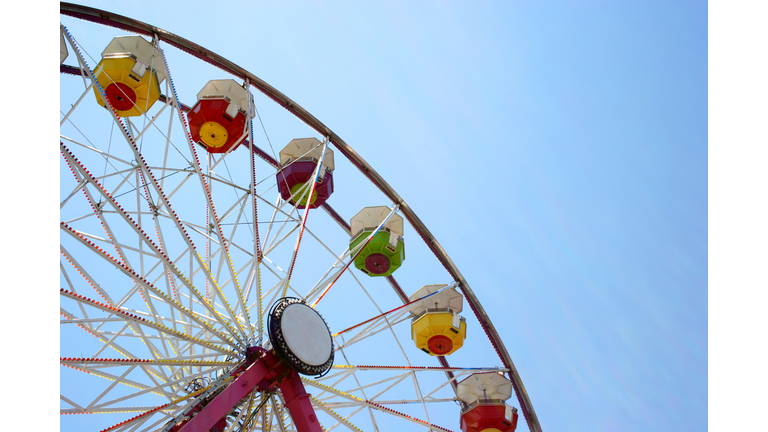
[280,303,333,366]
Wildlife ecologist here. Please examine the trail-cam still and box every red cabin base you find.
[187,99,247,154]
[276,161,334,209]
[460,403,519,432]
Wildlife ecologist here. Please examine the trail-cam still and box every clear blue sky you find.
[38,1,749,431]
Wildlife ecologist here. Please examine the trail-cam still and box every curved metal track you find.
[60,3,541,431]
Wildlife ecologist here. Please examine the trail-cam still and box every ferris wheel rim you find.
[59,3,540,431]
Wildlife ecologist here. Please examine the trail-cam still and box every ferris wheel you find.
[59,3,541,432]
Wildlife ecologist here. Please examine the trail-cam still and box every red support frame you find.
[174,349,322,432]
[278,369,322,431]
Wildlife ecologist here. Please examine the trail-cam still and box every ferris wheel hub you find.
[268,298,335,376]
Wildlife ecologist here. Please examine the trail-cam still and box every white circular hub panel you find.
[280,303,333,366]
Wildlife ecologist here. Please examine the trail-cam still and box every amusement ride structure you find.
[59,3,541,431]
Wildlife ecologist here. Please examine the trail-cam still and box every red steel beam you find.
[279,370,323,432]
[176,350,321,432]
